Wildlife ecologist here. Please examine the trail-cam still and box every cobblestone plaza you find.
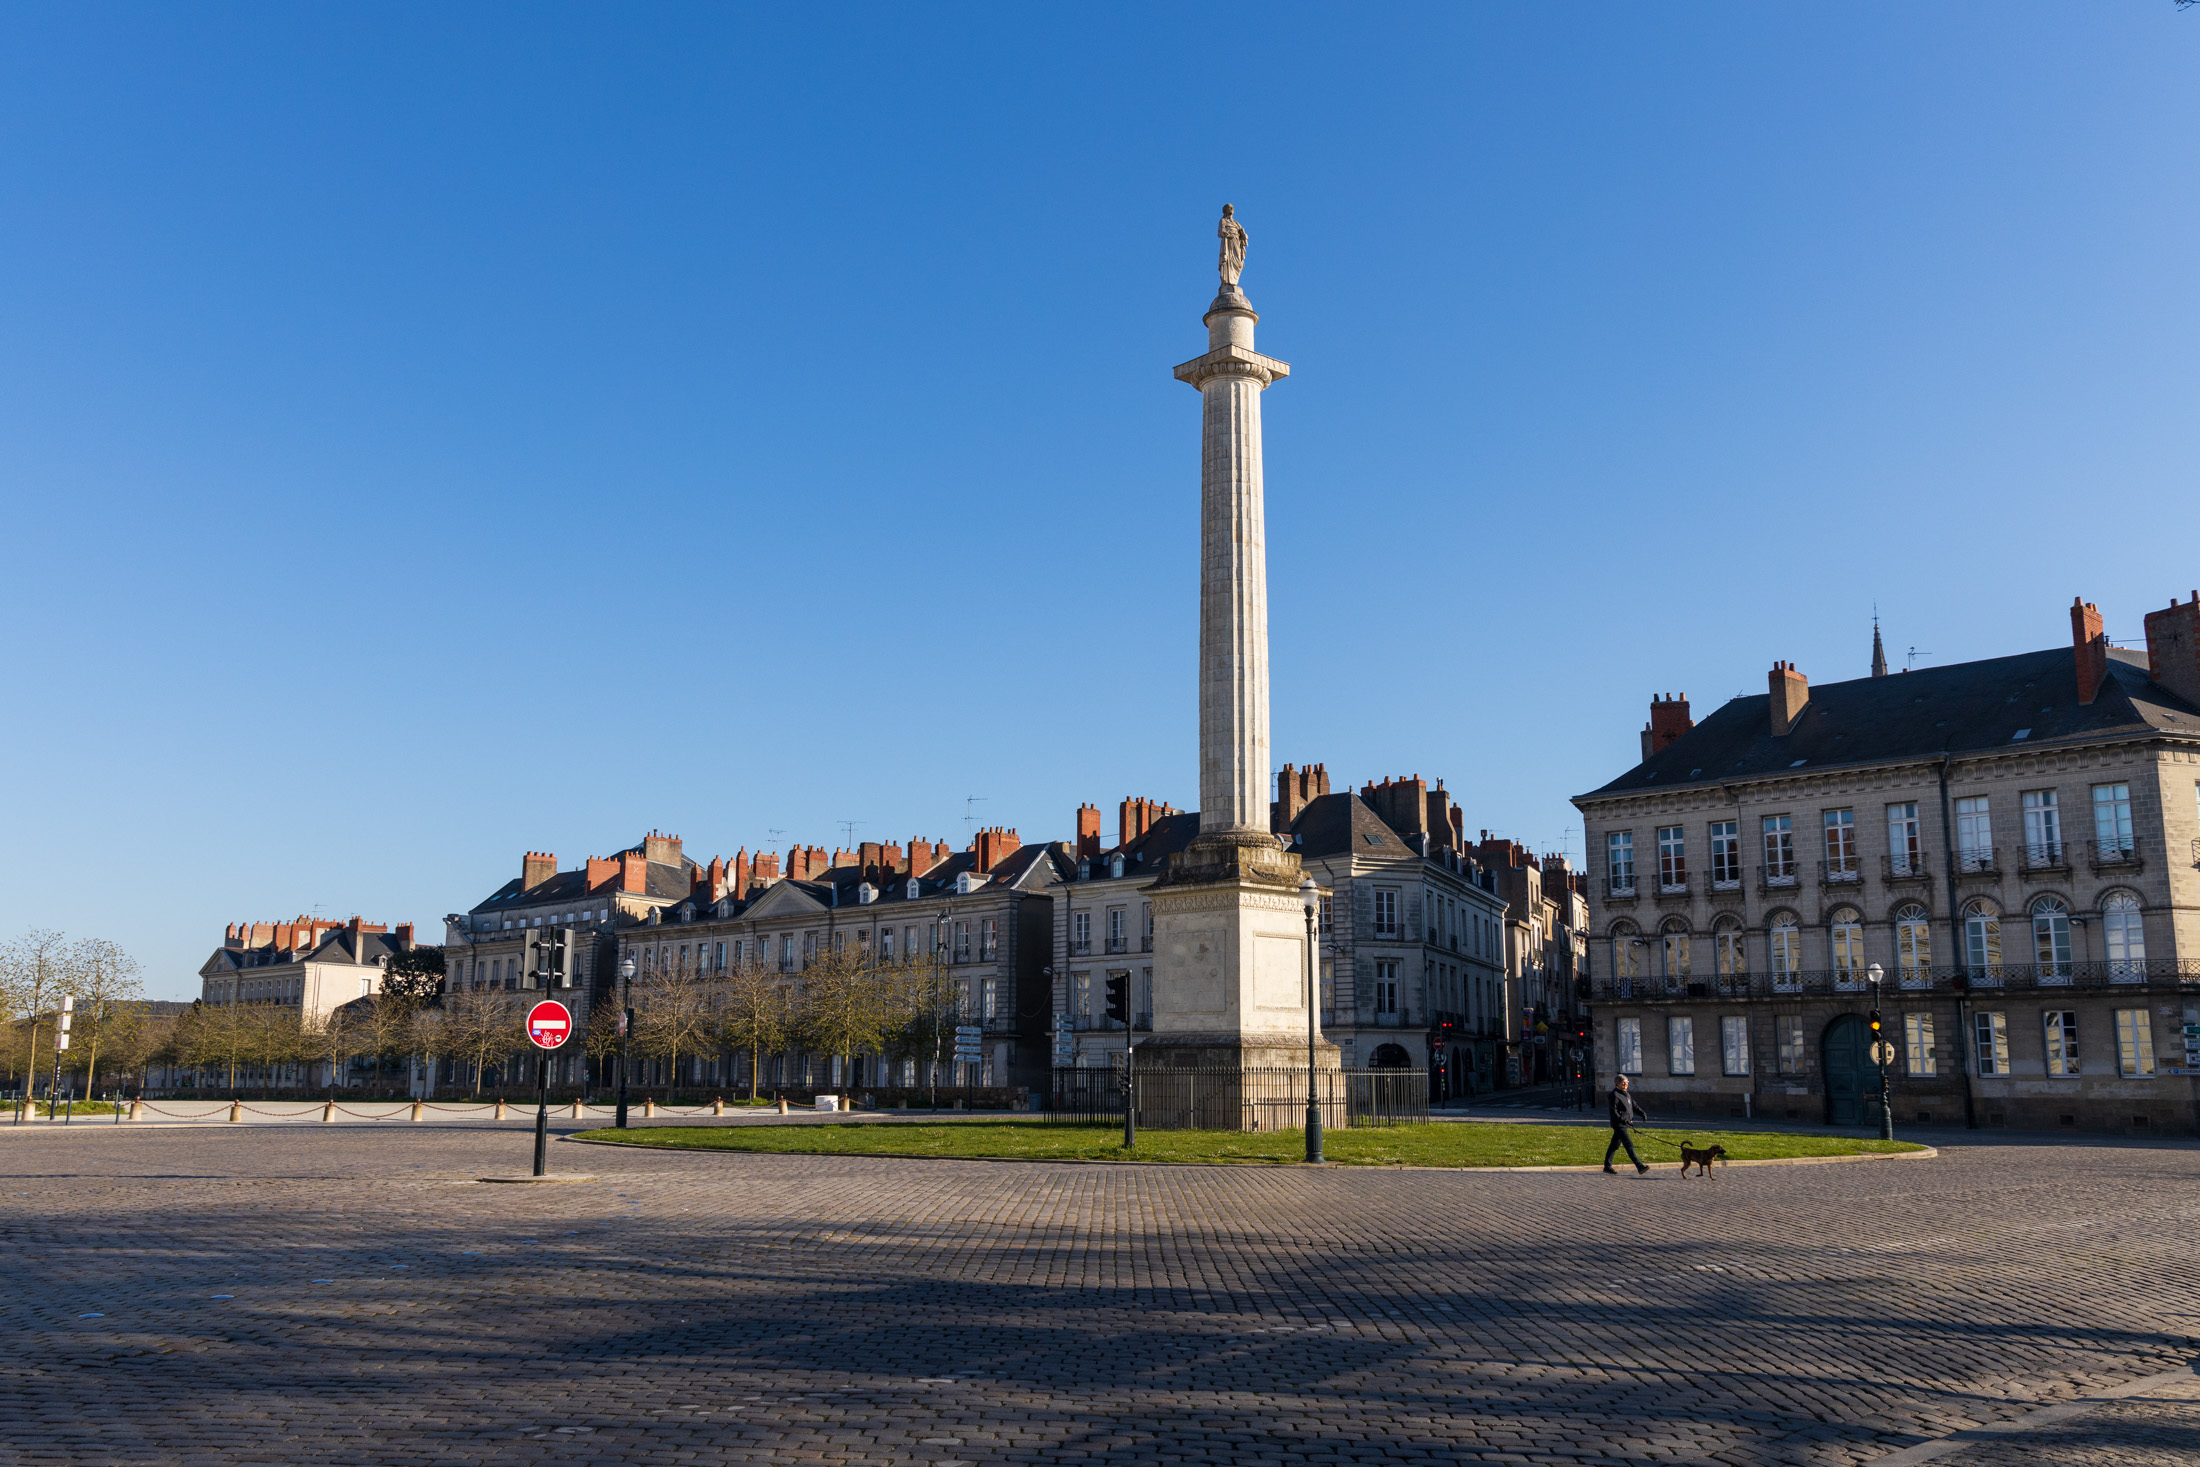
[5,1122,2197,1465]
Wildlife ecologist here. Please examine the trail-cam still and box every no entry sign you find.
[525,1000,572,1050]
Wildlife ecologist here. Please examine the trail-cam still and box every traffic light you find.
[523,928,574,990]
[1868,1008,1883,1035]
[1105,972,1129,1025]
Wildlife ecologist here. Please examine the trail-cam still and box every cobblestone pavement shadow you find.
[5,1125,2198,1465]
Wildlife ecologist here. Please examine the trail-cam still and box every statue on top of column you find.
[1217,204,1248,287]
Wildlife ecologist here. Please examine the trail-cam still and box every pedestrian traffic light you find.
[1105,972,1129,1025]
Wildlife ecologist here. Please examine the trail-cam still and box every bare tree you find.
[439,988,523,1096]
[0,929,77,1101]
[62,937,144,1097]
[799,939,899,1097]
[720,960,796,1100]
[175,999,250,1093]
[633,963,716,1101]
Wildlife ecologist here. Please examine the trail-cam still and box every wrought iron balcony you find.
[2021,842,2069,872]
[1068,939,1092,956]
[1591,958,2199,1003]
[1882,851,1932,883]
[1956,848,1997,876]
[1104,938,1128,954]
[1756,861,1800,892]
[1818,859,1863,886]
[2087,838,2141,871]
[1606,869,1639,899]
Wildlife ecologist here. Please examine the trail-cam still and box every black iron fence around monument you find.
[1045,1066,1428,1130]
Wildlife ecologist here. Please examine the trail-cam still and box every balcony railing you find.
[1882,851,1932,883]
[1104,938,1128,954]
[2020,842,2068,872]
[1956,847,1997,875]
[2088,838,2141,871]
[1068,940,1092,956]
[1757,861,1799,891]
[1607,871,1639,898]
[1141,937,1154,953]
[1819,859,1863,885]
[1592,958,2199,1002]
[1654,874,1689,897]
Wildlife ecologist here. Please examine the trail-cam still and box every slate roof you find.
[1579,645,2200,802]
[201,928,405,975]
[469,838,697,914]
[1288,792,1417,860]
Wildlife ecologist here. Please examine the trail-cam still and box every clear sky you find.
[3,5,2195,998]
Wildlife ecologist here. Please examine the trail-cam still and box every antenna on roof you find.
[765,828,786,845]
[837,819,863,849]
[1907,646,1931,670]
[963,796,988,840]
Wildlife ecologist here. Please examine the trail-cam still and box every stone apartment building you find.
[1572,592,2200,1135]
[1050,796,1187,1069]
[614,828,1066,1094]
[198,916,415,1028]
[1467,838,1591,1087]
[441,831,702,1089]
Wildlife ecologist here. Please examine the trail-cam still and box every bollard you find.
[495,1098,508,1121]
[568,1098,583,1120]
[129,1097,144,1122]
[643,1097,657,1119]
[712,1096,724,1116]
[776,1095,789,1115]
[228,1099,243,1123]
[322,1099,336,1123]
[410,1098,424,1122]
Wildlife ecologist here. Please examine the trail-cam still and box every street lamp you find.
[1866,960,1893,1141]
[615,956,636,1129]
[1299,873,1323,1164]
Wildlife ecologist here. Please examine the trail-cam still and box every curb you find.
[563,1131,1937,1172]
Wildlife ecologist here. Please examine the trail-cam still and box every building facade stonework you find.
[1573,594,2200,1135]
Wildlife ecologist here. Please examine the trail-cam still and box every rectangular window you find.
[2044,1010,2080,1077]
[1824,808,1858,877]
[1762,814,1795,883]
[1373,890,1399,937]
[1720,1016,1749,1076]
[2092,783,2134,857]
[1105,908,1124,952]
[1955,797,1992,871]
[876,930,891,962]
[1887,803,1922,875]
[2022,790,2063,867]
[1072,971,1091,1019]
[1318,896,1332,935]
[779,936,795,971]
[1071,911,1090,954]
[1667,1016,1696,1075]
[1616,1017,1643,1075]
[1656,826,1686,889]
[979,918,998,961]
[2115,1009,2155,1077]
[1777,1015,1806,1073]
[1373,960,1399,1018]
[954,921,971,963]
[1607,831,1636,894]
[1709,821,1740,887]
[1904,1012,1936,1076]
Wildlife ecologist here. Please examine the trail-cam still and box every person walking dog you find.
[1605,1075,1651,1174]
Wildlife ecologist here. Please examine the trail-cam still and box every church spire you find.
[1871,616,1889,677]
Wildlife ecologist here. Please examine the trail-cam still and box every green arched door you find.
[1822,1014,1874,1126]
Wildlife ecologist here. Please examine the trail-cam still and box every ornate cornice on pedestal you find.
[1173,343,1291,391]
[1147,831,1304,893]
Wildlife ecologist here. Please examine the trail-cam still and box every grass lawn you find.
[575,1120,1926,1168]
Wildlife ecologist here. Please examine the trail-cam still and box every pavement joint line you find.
[1862,1358,2200,1466]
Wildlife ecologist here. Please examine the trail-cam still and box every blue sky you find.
[2,5,2195,998]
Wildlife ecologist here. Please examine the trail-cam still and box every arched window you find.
[1963,899,2002,980]
[1830,907,1865,985]
[1610,921,1642,989]
[1895,903,1932,984]
[1660,919,1691,986]
[2102,892,2146,978]
[1712,915,1745,980]
[1769,915,1801,990]
[2031,896,2072,980]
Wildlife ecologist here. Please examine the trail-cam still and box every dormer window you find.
[1077,859,1090,880]
[906,879,921,900]
[1109,854,1125,879]
[956,871,983,896]
[857,883,877,905]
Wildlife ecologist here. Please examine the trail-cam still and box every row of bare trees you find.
[0,929,147,1097]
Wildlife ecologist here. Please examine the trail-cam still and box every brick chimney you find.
[2072,597,2108,706]
[522,851,557,891]
[1424,781,1455,849]
[1273,763,1329,832]
[751,850,781,883]
[1769,662,1809,736]
[2144,592,2200,711]
[1644,694,1693,757]
[619,850,647,893]
[1075,803,1103,859]
[972,826,1021,874]
[1119,797,1174,849]
[585,855,617,890]
[1360,775,1429,841]
[642,830,682,866]
[394,923,414,947]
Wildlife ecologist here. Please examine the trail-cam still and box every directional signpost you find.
[524,1000,572,1177]
[953,1024,984,1085]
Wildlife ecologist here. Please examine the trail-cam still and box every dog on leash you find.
[1677,1142,1728,1179]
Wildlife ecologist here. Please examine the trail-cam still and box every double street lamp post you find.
[1867,961,1894,1141]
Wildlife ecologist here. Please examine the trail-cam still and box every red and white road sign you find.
[525,1000,572,1050]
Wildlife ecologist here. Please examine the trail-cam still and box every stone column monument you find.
[1143,207,1340,1102]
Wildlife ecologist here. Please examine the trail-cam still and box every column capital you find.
[1173,344,1291,391]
